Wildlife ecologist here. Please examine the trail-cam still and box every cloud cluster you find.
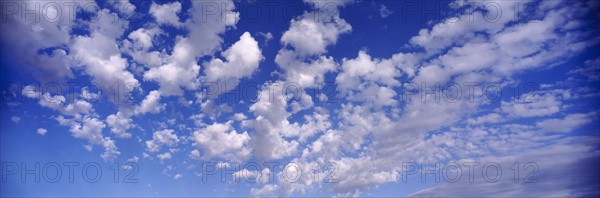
[4,0,599,197]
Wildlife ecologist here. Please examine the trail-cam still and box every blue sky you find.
[1,0,599,197]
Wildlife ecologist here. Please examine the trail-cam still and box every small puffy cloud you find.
[281,12,351,56]
[101,138,121,161]
[127,28,159,50]
[123,27,166,68]
[135,90,166,114]
[146,129,180,152]
[106,0,136,15]
[157,152,172,161]
[150,2,182,27]
[251,184,278,197]
[233,168,271,183]
[144,0,239,96]
[189,149,201,160]
[71,14,140,100]
[231,113,247,121]
[192,121,251,161]
[37,128,48,136]
[204,32,263,93]
[107,90,165,138]
[106,112,134,138]
[275,50,337,88]
[21,84,119,161]
[143,38,200,96]
[56,116,121,161]
[173,174,183,180]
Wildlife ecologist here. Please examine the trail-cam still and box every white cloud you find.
[536,112,595,133]
[204,32,263,93]
[231,113,247,121]
[56,116,121,161]
[106,90,165,138]
[248,82,303,160]
[501,93,562,118]
[135,90,166,114]
[192,121,251,161]
[275,49,337,88]
[4,0,600,196]
[21,85,120,161]
[233,168,271,183]
[71,9,140,100]
[106,0,136,15]
[141,0,240,96]
[146,129,180,152]
[185,0,239,57]
[37,128,47,136]
[173,174,183,180]
[72,32,139,93]
[143,38,200,96]
[157,152,172,161]
[127,28,159,50]
[106,112,134,138]
[251,184,278,197]
[101,137,121,161]
[189,149,201,160]
[81,87,100,101]
[150,2,182,27]
[336,51,410,107]
[123,27,166,68]
[281,11,351,56]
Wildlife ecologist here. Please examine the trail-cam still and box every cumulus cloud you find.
[106,90,165,138]
[150,2,182,27]
[204,32,263,93]
[37,128,48,136]
[146,129,180,152]
[143,0,239,96]
[157,152,172,161]
[122,27,166,68]
[281,11,351,56]
[192,121,251,161]
[20,84,120,161]
[71,9,140,102]
[106,112,134,138]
